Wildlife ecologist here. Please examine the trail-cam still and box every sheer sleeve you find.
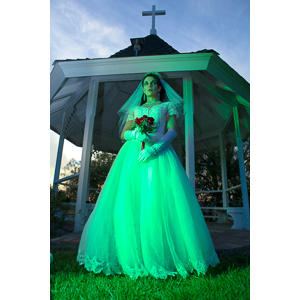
[126,108,135,122]
[166,102,179,118]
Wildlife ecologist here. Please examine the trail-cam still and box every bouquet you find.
[132,115,157,150]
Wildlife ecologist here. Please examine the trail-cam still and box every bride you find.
[77,72,219,279]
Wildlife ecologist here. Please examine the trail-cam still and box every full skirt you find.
[77,140,219,279]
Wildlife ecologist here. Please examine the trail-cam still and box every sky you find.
[50,0,250,184]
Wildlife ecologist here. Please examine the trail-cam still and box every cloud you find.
[50,0,129,63]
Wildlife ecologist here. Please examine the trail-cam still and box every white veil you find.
[117,73,184,138]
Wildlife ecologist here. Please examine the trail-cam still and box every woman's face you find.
[143,76,162,99]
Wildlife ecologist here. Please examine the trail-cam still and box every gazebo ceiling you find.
[50,35,249,155]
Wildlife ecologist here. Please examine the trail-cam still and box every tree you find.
[50,186,71,234]
[88,151,117,202]
[58,152,117,203]
[193,136,250,207]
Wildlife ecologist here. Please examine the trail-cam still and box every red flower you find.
[135,117,144,126]
[147,117,154,125]
[132,115,157,141]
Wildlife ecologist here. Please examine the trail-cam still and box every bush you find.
[50,187,71,232]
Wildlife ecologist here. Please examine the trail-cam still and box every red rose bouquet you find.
[132,115,157,150]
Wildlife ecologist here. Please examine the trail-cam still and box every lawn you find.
[50,248,249,300]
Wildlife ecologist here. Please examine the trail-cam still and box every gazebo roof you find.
[52,34,219,64]
[110,34,179,57]
[50,34,249,155]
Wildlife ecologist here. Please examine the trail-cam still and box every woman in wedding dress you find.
[77,72,219,279]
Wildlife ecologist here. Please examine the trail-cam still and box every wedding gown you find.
[77,101,220,279]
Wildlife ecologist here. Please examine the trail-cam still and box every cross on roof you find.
[142,5,166,35]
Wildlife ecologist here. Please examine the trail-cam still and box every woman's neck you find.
[142,99,161,106]
[146,96,159,103]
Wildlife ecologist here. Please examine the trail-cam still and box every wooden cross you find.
[142,5,166,35]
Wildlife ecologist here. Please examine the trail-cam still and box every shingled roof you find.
[52,34,219,65]
[110,34,179,58]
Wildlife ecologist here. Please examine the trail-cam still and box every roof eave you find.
[51,52,250,107]
[52,52,213,78]
[207,54,250,103]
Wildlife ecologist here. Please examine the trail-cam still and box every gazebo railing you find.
[196,184,244,229]
[53,173,245,228]
[53,173,101,222]
[53,172,102,192]
[195,184,241,195]
[54,173,80,185]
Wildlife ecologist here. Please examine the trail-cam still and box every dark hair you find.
[140,73,166,105]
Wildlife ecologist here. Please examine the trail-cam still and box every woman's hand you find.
[121,120,133,140]
[135,131,149,142]
[124,129,149,142]
[138,147,156,162]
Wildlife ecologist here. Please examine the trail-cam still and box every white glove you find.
[124,130,149,142]
[138,129,177,162]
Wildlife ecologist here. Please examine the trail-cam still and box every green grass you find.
[50,249,249,300]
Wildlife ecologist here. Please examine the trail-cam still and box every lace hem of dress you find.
[77,252,220,280]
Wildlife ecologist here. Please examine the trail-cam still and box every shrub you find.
[50,187,71,232]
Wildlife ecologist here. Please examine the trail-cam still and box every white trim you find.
[50,64,67,101]
[53,111,66,192]
[183,75,195,191]
[74,80,99,232]
[63,78,91,111]
[233,106,250,230]
[54,172,80,184]
[192,71,239,107]
[52,53,213,79]
[207,55,250,102]
[219,133,229,207]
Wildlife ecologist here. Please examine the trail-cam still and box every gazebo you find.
[50,10,250,231]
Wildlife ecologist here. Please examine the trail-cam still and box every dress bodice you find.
[126,102,178,142]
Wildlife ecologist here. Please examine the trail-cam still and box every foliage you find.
[50,187,71,231]
[88,151,117,202]
[193,136,250,207]
[194,150,223,206]
[50,249,250,300]
[59,152,117,203]
[58,159,80,202]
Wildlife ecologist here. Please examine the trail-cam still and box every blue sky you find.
[50,0,250,79]
[50,0,250,183]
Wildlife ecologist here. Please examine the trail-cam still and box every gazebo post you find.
[219,132,229,207]
[53,111,66,193]
[74,80,98,232]
[183,75,195,191]
[233,106,250,229]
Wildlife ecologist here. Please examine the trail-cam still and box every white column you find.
[233,106,250,230]
[74,80,98,232]
[219,133,229,207]
[53,111,66,192]
[183,76,195,191]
